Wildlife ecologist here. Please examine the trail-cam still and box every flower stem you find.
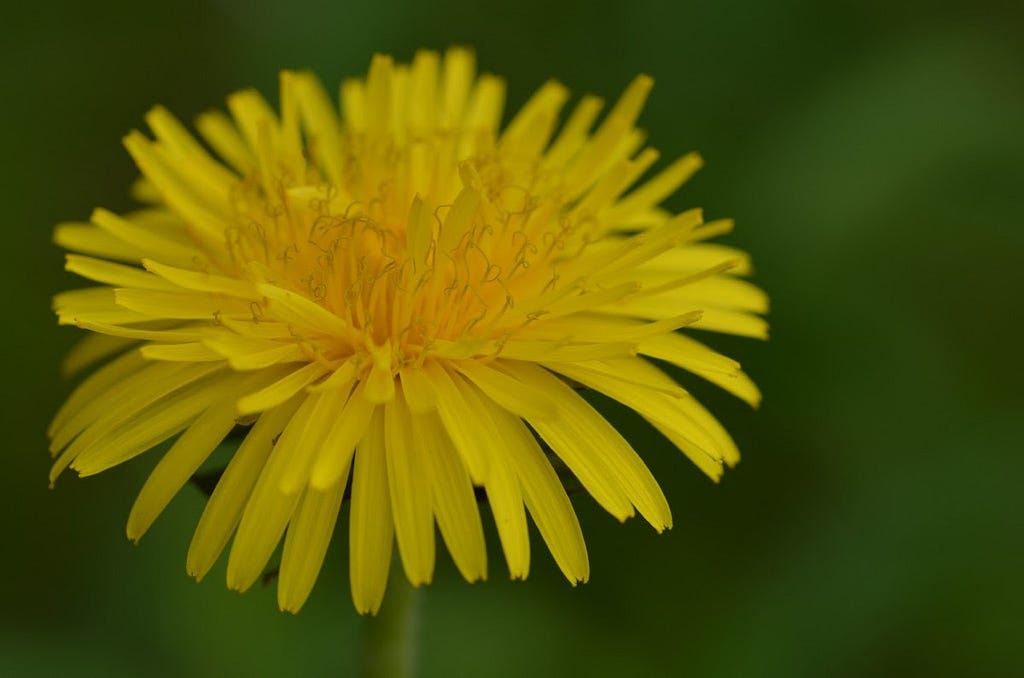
[361,563,420,678]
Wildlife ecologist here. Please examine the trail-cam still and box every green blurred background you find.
[3,0,1022,675]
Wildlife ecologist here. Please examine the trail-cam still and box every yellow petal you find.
[208,339,307,371]
[279,388,350,495]
[140,342,225,362]
[143,107,240,223]
[195,109,254,175]
[52,361,222,464]
[544,359,727,479]
[257,283,355,339]
[114,288,254,321]
[601,299,769,339]
[640,332,761,407]
[89,208,199,264]
[450,373,530,579]
[643,242,753,277]
[54,222,146,262]
[187,398,301,581]
[292,72,344,183]
[126,373,267,541]
[308,381,374,490]
[236,362,330,415]
[415,411,487,582]
[65,254,175,291]
[384,385,435,585]
[278,478,347,613]
[72,321,203,344]
[226,393,321,592]
[48,349,146,441]
[498,339,636,363]
[605,151,703,222]
[499,80,568,159]
[499,361,671,531]
[440,46,475,128]
[55,287,151,327]
[420,361,489,483]
[455,361,556,420]
[398,366,437,414]
[349,407,394,615]
[68,368,235,478]
[561,75,652,195]
[226,89,280,155]
[123,131,232,247]
[543,94,603,170]
[478,395,588,584]
[60,332,137,378]
[142,259,261,299]
[638,276,769,314]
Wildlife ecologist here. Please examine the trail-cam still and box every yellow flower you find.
[49,48,766,614]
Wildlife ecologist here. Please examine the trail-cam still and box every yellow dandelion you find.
[49,47,766,615]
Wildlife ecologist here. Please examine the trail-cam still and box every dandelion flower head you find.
[50,48,767,614]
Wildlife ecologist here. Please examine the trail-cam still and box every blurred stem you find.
[361,563,420,678]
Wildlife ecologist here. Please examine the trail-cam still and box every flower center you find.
[218,151,583,374]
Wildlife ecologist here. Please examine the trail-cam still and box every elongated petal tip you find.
[185,563,207,583]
